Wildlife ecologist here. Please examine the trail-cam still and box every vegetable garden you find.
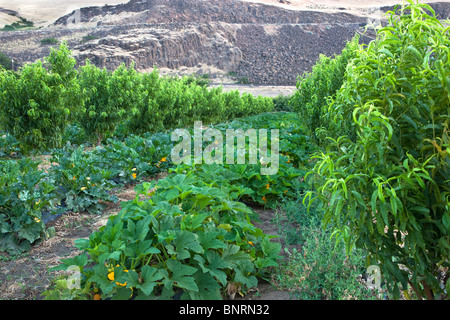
[0,1,448,300]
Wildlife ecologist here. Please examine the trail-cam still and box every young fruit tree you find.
[0,42,80,152]
[304,1,449,299]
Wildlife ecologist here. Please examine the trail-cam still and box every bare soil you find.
[211,83,297,98]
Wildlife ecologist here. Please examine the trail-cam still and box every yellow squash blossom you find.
[81,187,87,191]
[132,173,137,179]
[107,266,129,287]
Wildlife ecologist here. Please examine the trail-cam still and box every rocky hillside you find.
[1,0,449,85]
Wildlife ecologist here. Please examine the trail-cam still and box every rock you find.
[1,0,450,85]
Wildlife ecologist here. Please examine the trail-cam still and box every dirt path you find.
[211,83,297,98]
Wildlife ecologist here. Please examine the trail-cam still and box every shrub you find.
[0,42,79,153]
[78,61,140,144]
[275,225,377,300]
[0,52,12,70]
[40,38,59,45]
[305,1,450,299]
[291,35,360,144]
[272,95,293,112]
[0,159,57,256]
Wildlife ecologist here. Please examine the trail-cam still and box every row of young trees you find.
[0,43,274,152]
[293,1,449,299]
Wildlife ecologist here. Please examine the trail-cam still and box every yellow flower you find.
[284,190,288,194]
[34,217,41,223]
[262,196,267,203]
[72,176,76,180]
[265,183,270,189]
[160,157,167,162]
[132,168,137,171]
[107,271,115,281]
[108,266,128,287]
[81,187,87,191]
[71,163,75,168]
[132,173,137,179]
[248,241,254,246]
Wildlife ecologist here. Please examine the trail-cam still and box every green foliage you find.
[40,38,59,45]
[305,1,450,299]
[49,147,119,215]
[81,35,99,43]
[1,44,273,153]
[91,133,172,183]
[126,72,273,135]
[0,133,21,158]
[237,76,249,84]
[0,159,57,255]
[291,35,360,144]
[0,42,78,153]
[275,193,322,246]
[275,224,377,300]
[43,111,316,300]
[49,168,282,300]
[273,196,379,300]
[42,276,91,300]
[0,52,12,70]
[78,61,140,144]
[272,95,293,112]
[1,16,34,31]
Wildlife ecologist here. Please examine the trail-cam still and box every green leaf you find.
[138,265,163,296]
[234,259,258,289]
[260,236,282,262]
[90,264,115,294]
[17,222,43,243]
[110,287,133,300]
[194,251,230,286]
[198,231,227,251]
[165,230,204,260]
[189,271,223,300]
[166,259,199,292]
